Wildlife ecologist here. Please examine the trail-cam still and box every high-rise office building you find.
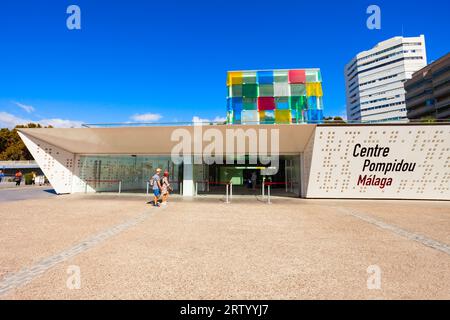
[345,35,427,123]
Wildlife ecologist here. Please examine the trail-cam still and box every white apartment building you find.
[345,35,427,123]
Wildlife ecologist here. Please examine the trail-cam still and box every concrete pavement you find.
[0,194,449,299]
[0,186,56,202]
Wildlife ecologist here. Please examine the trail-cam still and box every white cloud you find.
[38,118,84,128]
[14,102,35,113]
[192,116,226,124]
[0,112,83,129]
[0,112,32,128]
[192,116,210,124]
[212,116,227,123]
[130,113,162,122]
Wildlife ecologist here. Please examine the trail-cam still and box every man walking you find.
[15,170,23,186]
[0,170,4,183]
[151,168,162,207]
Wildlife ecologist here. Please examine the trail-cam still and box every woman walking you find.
[161,170,172,206]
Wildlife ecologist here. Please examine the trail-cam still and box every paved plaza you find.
[0,191,449,299]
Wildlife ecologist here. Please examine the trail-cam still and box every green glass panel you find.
[289,96,307,111]
[227,111,234,124]
[242,71,257,84]
[306,70,318,83]
[229,84,242,98]
[274,70,288,83]
[305,70,323,83]
[290,84,306,96]
[242,84,258,98]
[258,84,274,97]
[243,98,257,110]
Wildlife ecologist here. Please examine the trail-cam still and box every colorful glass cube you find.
[227,69,324,124]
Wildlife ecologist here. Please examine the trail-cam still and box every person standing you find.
[251,171,257,190]
[151,168,162,207]
[0,170,4,183]
[15,170,23,186]
[161,170,172,206]
[31,171,36,185]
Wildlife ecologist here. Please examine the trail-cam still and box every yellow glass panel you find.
[275,110,291,124]
[227,71,243,86]
[306,82,323,97]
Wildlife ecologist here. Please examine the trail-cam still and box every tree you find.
[324,116,347,124]
[0,123,52,160]
[420,116,436,123]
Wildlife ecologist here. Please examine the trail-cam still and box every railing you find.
[262,181,297,204]
[194,180,233,203]
[0,160,38,166]
[84,179,122,194]
[146,181,182,195]
[82,119,450,128]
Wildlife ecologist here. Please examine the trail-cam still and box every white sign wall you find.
[306,125,450,200]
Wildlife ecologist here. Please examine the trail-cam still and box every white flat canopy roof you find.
[19,124,317,155]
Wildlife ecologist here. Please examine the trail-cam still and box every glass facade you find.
[192,155,301,197]
[78,155,182,193]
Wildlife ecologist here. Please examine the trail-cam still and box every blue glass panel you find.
[257,71,274,84]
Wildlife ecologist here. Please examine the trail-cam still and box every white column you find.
[182,160,194,197]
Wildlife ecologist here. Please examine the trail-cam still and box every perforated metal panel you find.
[19,133,75,194]
[306,126,450,200]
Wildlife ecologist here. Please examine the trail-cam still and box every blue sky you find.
[0,0,449,127]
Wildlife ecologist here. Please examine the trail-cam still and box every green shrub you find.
[24,173,33,185]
